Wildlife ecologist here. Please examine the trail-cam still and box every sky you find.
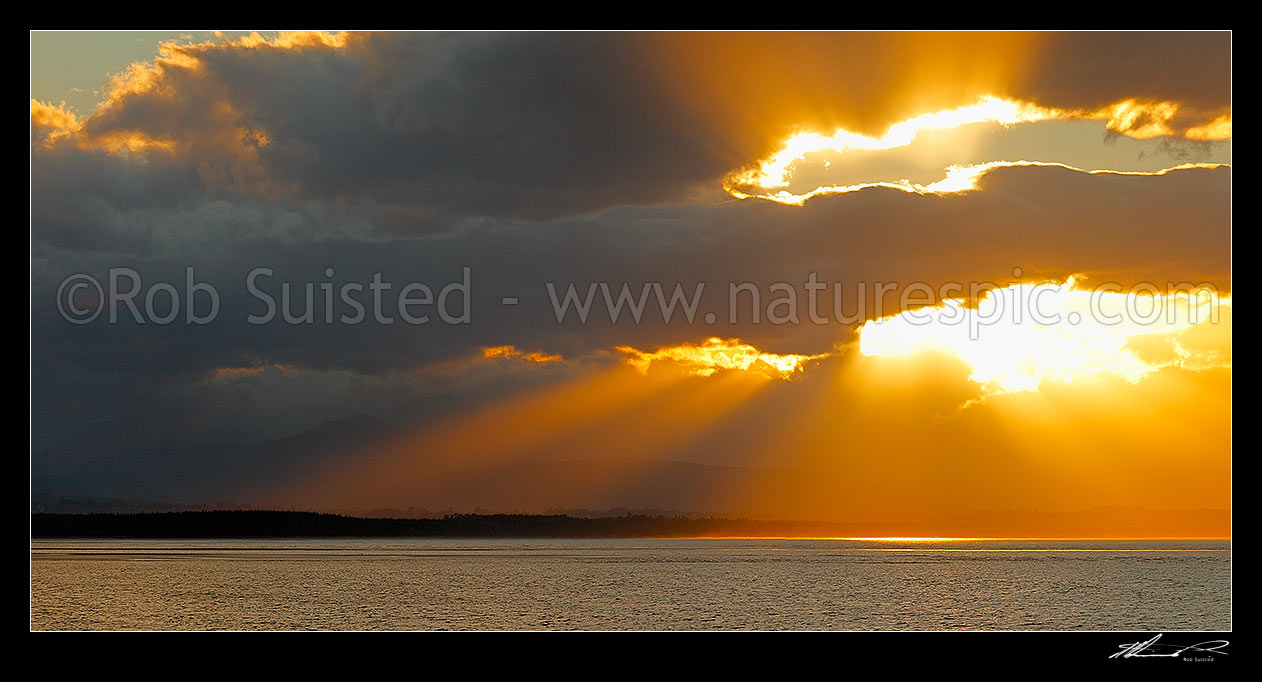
[30,31,1232,535]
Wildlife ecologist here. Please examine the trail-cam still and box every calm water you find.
[30,538,1230,630]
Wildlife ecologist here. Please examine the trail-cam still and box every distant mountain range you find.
[31,509,1231,540]
[31,415,1230,538]
[29,510,851,538]
[34,414,788,514]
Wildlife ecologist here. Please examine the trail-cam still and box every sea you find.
[30,538,1230,631]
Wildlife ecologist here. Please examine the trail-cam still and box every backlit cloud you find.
[617,337,830,379]
[858,279,1230,396]
[724,96,1231,204]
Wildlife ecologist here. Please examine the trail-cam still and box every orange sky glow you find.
[31,31,1231,538]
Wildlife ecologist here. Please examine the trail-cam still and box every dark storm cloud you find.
[75,32,734,227]
[31,163,1230,447]
[1020,32,1231,123]
[30,144,203,253]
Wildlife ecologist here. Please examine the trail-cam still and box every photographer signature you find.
[1110,634,1229,659]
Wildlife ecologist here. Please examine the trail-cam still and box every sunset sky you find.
[30,31,1231,536]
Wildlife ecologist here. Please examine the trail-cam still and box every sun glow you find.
[1186,114,1233,141]
[858,279,1229,396]
[725,96,1232,205]
[726,96,1057,192]
[617,337,829,379]
[844,537,969,542]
